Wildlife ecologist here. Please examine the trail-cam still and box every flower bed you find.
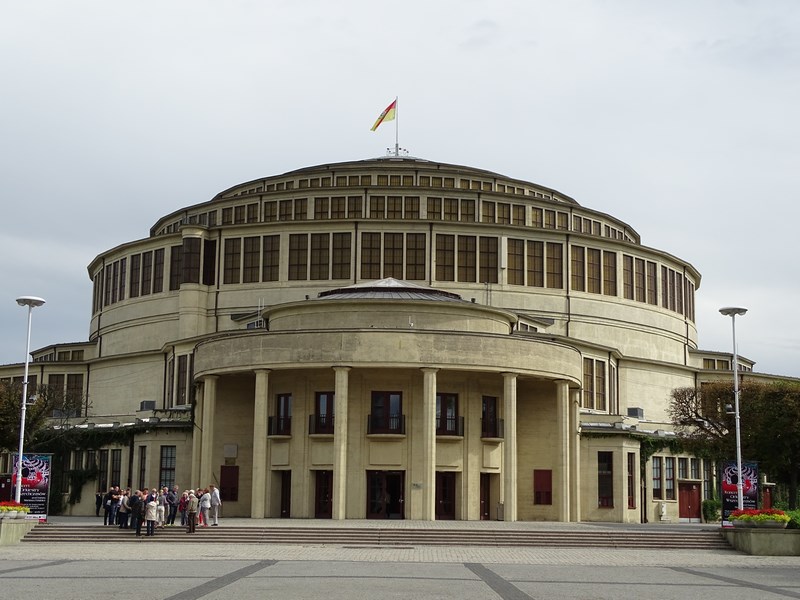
[729,508,790,527]
[0,501,30,518]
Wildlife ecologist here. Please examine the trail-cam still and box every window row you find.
[97,234,695,324]
[652,456,713,500]
[269,392,500,438]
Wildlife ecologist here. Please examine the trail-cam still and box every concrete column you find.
[555,380,570,522]
[199,375,218,487]
[191,381,204,486]
[251,369,270,518]
[569,388,582,522]
[332,366,351,520]
[502,372,518,522]
[421,368,438,520]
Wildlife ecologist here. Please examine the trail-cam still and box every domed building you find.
[0,156,768,522]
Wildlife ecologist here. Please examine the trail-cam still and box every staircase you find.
[22,524,732,550]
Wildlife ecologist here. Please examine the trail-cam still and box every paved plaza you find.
[1,518,799,599]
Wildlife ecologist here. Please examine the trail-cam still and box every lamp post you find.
[14,296,46,504]
[719,306,747,510]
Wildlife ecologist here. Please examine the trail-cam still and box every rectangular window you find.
[331,196,346,219]
[202,239,217,286]
[405,233,426,280]
[481,201,495,223]
[646,261,657,305]
[118,258,127,302]
[138,446,146,491]
[598,451,613,507]
[587,248,601,294]
[110,449,121,487]
[546,243,563,289]
[627,452,636,509]
[436,234,455,282]
[595,359,606,411]
[369,196,385,219]
[98,449,109,492]
[634,258,646,302]
[513,205,525,226]
[460,199,475,222]
[312,392,335,434]
[690,458,700,480]
[262,235,280,282]
[243,236,261,283]
[314,197,329,220]
[661,266,670,308]
[386,196,402,219]
[507,239,524,285]
[443,198,458,221]
[264,202,277,221]
[369,391,403,434]
[141,251,153,296]
[176,355,188,406]
[288,234,308,281]
[665,457,675,500]
[479,237,498,283]
[234,205,246,224]
[223,238,242,284]
[533,469,553,505]
[271,393,292,435]
[360,232,381,279]
[111,261,119,304]
[153,248,165,293]
[310,233,330,280]
[66,374,83,415]
[332,233,351,280]
[497,203,510,224]
[169,245,183,291]
[182,238,201,285]
[582,358,594,409]
[435,393,459,435]
[279,200,293,221]
[678,457,688,480]
[603,251,617,296]
[404,196,420,219]
[383,233,404,278]
[427,197,442,220]
[457,235,476,282]
[482,396,500,438]
[159,445,176,489]
[652,456,663,500]
[527,241,544,287]
[609,364,617,414]
[623,255,634,300]
[544,210,556,229]
[532,208,543,228]
[574,245,588,293]
[348,196,363,218]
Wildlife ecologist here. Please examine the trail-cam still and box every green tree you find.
[669,380,800,508]
[0,381,58,453]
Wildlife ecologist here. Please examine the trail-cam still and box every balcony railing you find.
[481,417,504,439]
[308,413,334,434]
[268,416,292,436]
[367,413,405,434]
[436,415,464,436]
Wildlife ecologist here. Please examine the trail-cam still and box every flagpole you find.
[394,96,399,156]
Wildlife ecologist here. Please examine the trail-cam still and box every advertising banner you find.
[721,460,758,527]
[11,453,52,522]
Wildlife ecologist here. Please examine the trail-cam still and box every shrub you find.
[729,509,790,523]
[702,498,721,522]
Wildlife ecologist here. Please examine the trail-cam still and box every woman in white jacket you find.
[199,488,211,528]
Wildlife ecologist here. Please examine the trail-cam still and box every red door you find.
[678,482,701,520]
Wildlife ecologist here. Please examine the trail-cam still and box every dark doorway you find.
[315,470,333,519]
[219,465,239,502]
[435,471,456,520]
[366,470,405,519]
[280,470,291,518]
[479,473,491,520]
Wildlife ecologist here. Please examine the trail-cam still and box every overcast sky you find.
[1,1,798,378]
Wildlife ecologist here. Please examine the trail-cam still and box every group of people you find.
[96,484,221,536]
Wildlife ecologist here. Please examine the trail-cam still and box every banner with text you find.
[721,460,758,527]
[12,453,52,522]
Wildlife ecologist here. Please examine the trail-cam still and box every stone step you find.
[22,525,731,550]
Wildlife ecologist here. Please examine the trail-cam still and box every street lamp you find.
[14,296,46,504]
[719,306,747,510]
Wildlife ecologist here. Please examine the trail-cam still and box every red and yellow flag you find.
[370,99,397,131]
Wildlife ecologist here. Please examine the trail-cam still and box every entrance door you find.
[436,472,456,520]
[366,470,405,519]
[479,473,490,520]
[219,465,239,502]
[678,482,701,521]
[315,470,333,519]
[280,470,291,518]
